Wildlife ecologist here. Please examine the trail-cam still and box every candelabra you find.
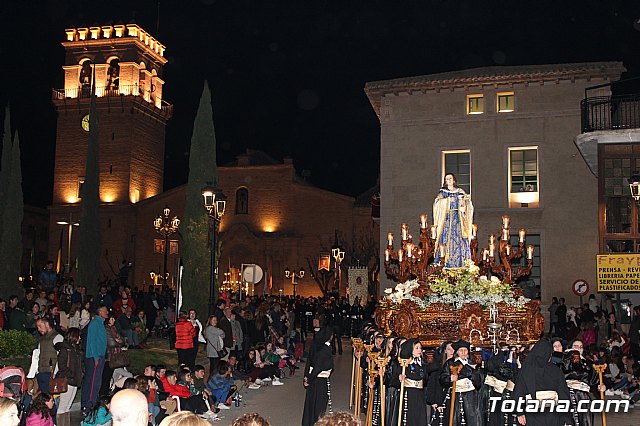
[383,214,534,286]
[476,215,534,286]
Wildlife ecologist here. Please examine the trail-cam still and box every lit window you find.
[235,188,249,215]
[442,150,471,195]
[466,95,484,115]
[498,92,515,113]
[77,177,85,200]
[509,147,539,208]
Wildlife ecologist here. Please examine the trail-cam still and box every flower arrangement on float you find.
[384,259,530,309]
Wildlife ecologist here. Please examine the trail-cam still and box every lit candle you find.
[384,249,390,262]
[502,215,510,229]
[398,249,404,263]
[430,225,437,240]
[501,228,509,241]
[472,224,478,239]
[401,224,408,241]
[489,234,495,245]
[482,249,488,261]
[406,243,413,258]
[505,244,511,256]
[489,242,495,258]
[439,244,445,258]
[527,245,534,260]
[420,214,428,229]
[387,232,394,248]
[519,229,526,244]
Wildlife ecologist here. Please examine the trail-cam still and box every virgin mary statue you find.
[433,173,474,268]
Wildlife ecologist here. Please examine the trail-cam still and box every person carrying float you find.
[484,343,520,426]
[396,338,428,425]
[561,339,605,426]
[511,340,571,426]
[439,339,483,426]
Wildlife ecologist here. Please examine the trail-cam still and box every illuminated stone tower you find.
[49,24,172,277]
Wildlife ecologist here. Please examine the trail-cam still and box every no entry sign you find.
[573,279,589,297]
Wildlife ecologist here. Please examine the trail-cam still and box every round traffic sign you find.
[572,279,589,296]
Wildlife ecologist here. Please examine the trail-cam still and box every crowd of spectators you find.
[0,261,378,425]
[548,294,640,404]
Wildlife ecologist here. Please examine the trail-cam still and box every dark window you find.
[444,151,471,194]
[510,233,541,299]
[235,188,249,215]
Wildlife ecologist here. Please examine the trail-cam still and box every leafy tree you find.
[181,82,219,317]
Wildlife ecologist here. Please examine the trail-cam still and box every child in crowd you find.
[25,393,55,426]
[81,395,112,426]
[161,370,217,420]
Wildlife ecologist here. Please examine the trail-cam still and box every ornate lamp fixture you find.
[153,205,180,290]
[628,174,640,203]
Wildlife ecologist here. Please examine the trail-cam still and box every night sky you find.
[1,0,640,207]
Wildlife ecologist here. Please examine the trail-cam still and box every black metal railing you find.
[581,94,640,133]
[52,84,173,115]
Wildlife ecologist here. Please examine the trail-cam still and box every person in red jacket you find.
[161,370,213,417]
[175,311,197,371]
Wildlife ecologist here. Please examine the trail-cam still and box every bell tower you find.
[49,24,172,276]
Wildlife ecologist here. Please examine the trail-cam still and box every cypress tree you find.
[0,124,24,295]
[181,81,219,317]
[76,93,101,289]
[0,107,11,241]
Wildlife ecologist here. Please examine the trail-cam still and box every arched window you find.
[235,188,249,215]
[106,58,120,90]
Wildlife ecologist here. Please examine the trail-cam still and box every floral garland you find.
[384,259,530,309]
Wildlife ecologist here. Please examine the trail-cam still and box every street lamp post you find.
[153,206,180,291]
[331,247,345,294]
[284,266,305,297]
[56,213,79,275]
[202,185,227,316]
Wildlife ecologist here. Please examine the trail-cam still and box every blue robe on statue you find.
[434,189,471,268]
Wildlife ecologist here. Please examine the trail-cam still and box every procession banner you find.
[596,254,640,292]
[347,267,368,305]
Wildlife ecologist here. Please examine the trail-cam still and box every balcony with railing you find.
[52,84,173,116]
[581,94,640,133]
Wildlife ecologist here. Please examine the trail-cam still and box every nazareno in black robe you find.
[302,327,334,426]
[561,352,600,426]
[485,349,519,426]
[439,358,483,426]
[511,340,571,426]
[398,339,429,426]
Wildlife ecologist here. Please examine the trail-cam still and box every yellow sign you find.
[597,254,640,292]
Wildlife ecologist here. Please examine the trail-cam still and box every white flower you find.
[384,288,393,294]
[490,276,500,284]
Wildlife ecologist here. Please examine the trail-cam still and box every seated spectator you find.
[25,393,55,426]
[110,389,148,426]
[0,396,20,426]
[113,291,136,317]
[205,361,237,410]
[159,370,215,419]
[45,305,62,333]
[80,300,92,329]
[315,412,362,426]
[117,306,141,348]
[82,395,112,426]
[132,309,149,343]
[136,375,160,425]
[231,413,271,426]
[158,411,209,426]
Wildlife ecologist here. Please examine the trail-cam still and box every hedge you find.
[0,330,37,359]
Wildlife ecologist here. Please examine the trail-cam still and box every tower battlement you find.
[64,24,166,58]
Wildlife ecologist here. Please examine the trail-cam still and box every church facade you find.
[48,24,378,297]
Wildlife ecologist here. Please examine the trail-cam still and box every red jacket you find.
[175,318,196,349]
[159,376,190,398]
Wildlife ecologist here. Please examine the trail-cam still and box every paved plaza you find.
[69,338,640,425]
